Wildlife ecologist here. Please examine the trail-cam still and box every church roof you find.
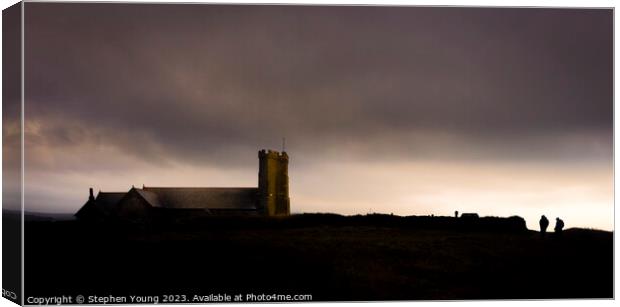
[75,192,125,219]
[95,192,126,212]
[142,187,258,210]
[134,189,163,208]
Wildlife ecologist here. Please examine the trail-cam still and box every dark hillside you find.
[24,214,612,302]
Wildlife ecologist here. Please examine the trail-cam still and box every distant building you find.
[75,149,290,221]
[460,213,479,219]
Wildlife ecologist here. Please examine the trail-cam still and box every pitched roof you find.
[142,187,258,210]
[75,199,101,218]
[95,192,126,213]
[75,192,126,218]
[134,189,162,207]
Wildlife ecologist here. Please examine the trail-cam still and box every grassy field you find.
[24,214,612,302]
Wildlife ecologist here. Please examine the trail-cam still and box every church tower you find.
[258,149,290,216]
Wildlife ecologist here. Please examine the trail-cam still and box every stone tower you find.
[258,149,290,216]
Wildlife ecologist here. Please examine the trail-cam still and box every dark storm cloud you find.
[24,4,612,167]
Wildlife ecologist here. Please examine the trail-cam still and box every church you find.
[75,149,290,221]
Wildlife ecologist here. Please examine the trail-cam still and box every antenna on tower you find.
[282,137,286,152]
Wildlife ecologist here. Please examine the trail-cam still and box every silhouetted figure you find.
[539,215,549,236]
[554,218,564,235]
[455,211,459,218]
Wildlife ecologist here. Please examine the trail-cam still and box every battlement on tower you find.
[258,149,289,160]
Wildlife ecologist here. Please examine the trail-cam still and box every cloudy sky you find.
[10,4,612,230]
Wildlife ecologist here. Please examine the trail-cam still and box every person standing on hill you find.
[554,217,565,235]
[539,215,549,236]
